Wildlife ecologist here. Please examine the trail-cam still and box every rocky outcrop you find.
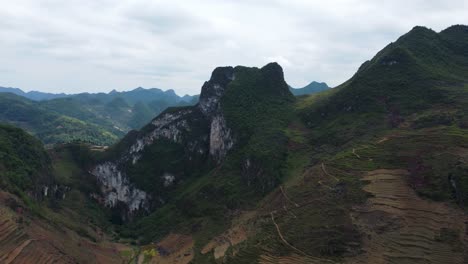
[199,66,236,162]
[209,114,234,162]
[91,162,148,212]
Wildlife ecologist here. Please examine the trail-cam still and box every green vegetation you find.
[40,89,198,133]
[0,123,51,194]
[0,87,198,146]
[221,63,295,192]
[299,26,468,147]
[0,93,120,145]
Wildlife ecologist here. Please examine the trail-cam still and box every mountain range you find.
[0,86,197,102]
[0,25,468,263]
[0,87,199,145]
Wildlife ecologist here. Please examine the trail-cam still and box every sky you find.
[0,0,467,95]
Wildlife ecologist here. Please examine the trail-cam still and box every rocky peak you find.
[198,66,235,116]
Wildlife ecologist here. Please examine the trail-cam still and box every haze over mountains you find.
[0,24,468,264]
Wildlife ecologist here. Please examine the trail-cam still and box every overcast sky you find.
[0,0,466,95]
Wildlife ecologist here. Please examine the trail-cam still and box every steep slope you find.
[289,81,329,96]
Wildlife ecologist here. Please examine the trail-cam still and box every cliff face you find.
[199,67,236,162]
[90,66,238,216]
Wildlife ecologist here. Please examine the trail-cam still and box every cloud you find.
[0,0,466,95]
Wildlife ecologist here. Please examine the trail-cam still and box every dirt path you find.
[352,148,361,159]
[266,183,336,264]
[348,169,468,264]
[261,212,335,263]
[321,163,339,182]
[270,212,308,257]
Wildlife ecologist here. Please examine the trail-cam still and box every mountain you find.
[0,86,199,103]
[289,81,329,95]
[90,62,294,221]
[1,25,468,263]
[0,86,69,101]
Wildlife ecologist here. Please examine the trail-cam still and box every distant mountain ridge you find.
[0,86,68,100]
[0,86,198,103]
[289,81,329,96]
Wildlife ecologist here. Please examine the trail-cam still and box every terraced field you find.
[349,169,468,264]
[0,191,128,264]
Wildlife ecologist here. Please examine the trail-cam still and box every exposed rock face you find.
[128,109,194,164]
[199,66,236,162]
[199,67,235,116]
[91,162,148,212]
[209,115,234,162]
[90,66,237,215]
